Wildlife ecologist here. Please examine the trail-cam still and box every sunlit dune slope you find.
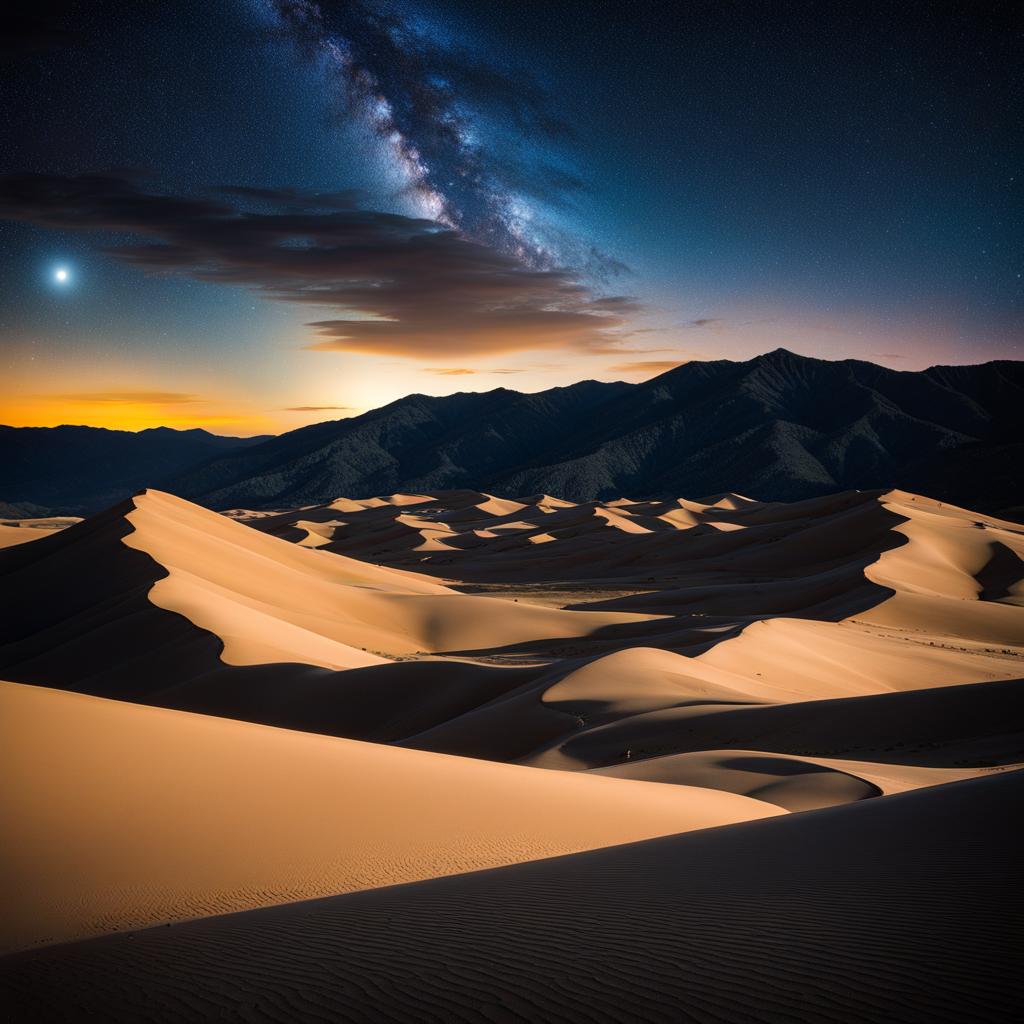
[128,490,653,661]
[0,489,654,700]
[0,680,779,953]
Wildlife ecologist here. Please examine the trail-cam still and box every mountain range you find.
[0,424,266,516]
[3,349,1022,516]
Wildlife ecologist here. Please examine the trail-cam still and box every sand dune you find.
[4,770,1020,1023]
[229,488,1021,780]
[2,487,1021,801]
[2,482,1021,1016]
[0,680,778,953]
[591,748,1006,810]
[525,674,1024,774]
[0,517,80,549]
[127,490,655,663]
[0,490,656,699]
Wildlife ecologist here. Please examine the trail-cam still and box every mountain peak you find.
[756,347,805,364]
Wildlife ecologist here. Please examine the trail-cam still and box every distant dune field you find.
[1,484,1021,1020]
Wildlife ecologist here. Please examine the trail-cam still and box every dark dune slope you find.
[4,769,1021,1024]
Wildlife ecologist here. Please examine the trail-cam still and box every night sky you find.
[0,0,1020,434]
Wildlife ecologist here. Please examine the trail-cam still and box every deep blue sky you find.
[0,0,1020,433]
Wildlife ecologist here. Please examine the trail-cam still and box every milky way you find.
[262,0,609,276]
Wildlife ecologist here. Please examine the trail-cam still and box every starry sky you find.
[0,0,1020,434]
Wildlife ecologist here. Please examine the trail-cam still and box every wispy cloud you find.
[283,405,354,411]
[47,391,201,404]
[0,173,639,360]
[679,316,779,332]
[423,364,548,376]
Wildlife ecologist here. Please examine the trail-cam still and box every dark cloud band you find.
[0,173,637,359]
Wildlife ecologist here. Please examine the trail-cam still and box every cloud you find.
[586,343,675,356]
[0,173,637,359]
[607,360,686,376]
[678,316,778,332]
[218,185,363,210]
[284,405,354,411]
[46,391,202,404]
[423,367,526,375]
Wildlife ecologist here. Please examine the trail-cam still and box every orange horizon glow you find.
[0,394,284,436]
[2,303,1012,437]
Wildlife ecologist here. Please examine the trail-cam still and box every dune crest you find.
[127,490,659,663]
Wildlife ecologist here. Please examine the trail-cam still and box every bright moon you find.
[54,267,69,284]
